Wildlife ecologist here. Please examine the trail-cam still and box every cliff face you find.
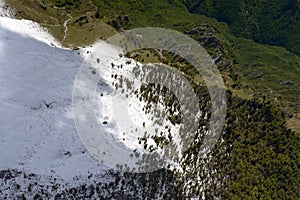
[185,24,232,73]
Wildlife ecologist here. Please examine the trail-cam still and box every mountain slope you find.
[1,0,299,199]
[0,16,109,180]
[91,0,300,131]
[180,0,300,56]
[0,15,192,199]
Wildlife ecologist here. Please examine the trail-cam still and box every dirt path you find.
[62,14,73,42]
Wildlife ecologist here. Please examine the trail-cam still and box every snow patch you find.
[0,17,61,47]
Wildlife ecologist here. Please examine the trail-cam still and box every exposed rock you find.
[242,82,249,88]
[74,15,89,26]
[185,24,233,72]
[39,0,47,10]
[280,81,294,86]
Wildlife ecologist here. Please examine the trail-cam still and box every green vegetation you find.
[179,90,300,199]
[8,0,117,48]
[181,0,300,56]
[233,38,300,113]
[93,0,198,28]
[5,0,300,198]
[91,0,300,115]
[54,0,80,8]
[218,93,300,199]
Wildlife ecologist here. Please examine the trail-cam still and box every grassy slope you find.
[234,38,300,112]
[6,0,300,131]
[7,0,117,48]
[180,0,300,57]
[94,0,300,131]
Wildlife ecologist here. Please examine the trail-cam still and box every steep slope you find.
[0,16,109,180]
[181,0,300,56]
[6,0,117,48]
[0,15,192,199]
[1,0,300,199]
[91,0,300,131]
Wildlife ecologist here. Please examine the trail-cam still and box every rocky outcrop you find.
[185,24,233,73]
